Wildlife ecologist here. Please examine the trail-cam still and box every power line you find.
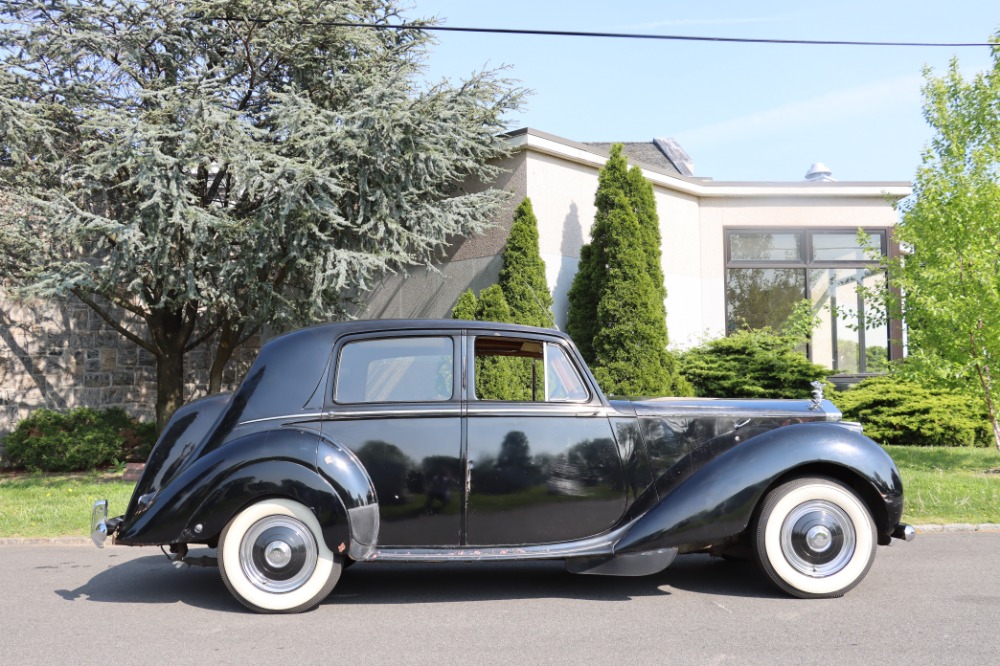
[207,17,999,48]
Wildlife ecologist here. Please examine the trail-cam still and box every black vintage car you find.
[91,320,913,613]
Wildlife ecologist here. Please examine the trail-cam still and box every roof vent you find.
[804,162,836,182]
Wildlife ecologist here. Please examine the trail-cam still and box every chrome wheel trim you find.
[239,516,318,594]
[779,500,856,578]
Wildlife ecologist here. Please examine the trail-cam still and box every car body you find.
[91,319,913,613]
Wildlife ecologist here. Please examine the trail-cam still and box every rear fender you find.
[116,429,379,559]
[613,422,903,554]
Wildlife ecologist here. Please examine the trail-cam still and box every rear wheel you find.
[219,498,341,613]
[754,477,876,598]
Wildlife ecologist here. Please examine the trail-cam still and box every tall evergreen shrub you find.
[567,144,690,396]
[498,198,555,328]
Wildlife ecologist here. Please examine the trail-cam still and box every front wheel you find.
[219,498,341,613]
[754,477,876,598]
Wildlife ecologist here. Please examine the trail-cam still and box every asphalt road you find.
[2,533,998,665]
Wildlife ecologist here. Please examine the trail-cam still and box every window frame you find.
[723,227,895,375]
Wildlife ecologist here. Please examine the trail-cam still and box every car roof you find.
[270,319,572,343]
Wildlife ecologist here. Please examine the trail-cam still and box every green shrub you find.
[679,330,830,400]
[5,407,157,472]
[833,375,992,447]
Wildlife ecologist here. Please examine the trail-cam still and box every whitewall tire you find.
[754,477,877,598]
[219,498,341,613]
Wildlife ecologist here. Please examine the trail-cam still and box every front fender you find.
[614,422,903,554]
[116,429,378,559]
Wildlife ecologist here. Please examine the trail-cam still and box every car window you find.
[336,337,454,403]
[472,336,587,402]
[545,344,589,402]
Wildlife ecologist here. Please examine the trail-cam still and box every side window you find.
[336,337,453,403]
[545,344,589,402]
[472,337,588,402]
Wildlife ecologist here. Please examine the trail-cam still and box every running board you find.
[366,531,623,563]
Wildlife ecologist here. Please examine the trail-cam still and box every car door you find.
[322,331,463,547]
[463,331,627,545]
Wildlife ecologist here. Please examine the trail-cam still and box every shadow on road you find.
[54,549,779,612]
[54,550,237,612]
[328,554,778,607]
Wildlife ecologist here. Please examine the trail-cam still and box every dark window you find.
[335,337,454,403]
[725,229,891,374]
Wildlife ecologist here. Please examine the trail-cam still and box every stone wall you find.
[0,293,258,441]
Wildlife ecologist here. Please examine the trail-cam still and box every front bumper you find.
[892,523,916,542]
[90,500,123,548]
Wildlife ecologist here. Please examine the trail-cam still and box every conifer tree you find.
[451,289,479,321]
[567,145,690,396]
[472,286,525,400]
[498,198,554,327]
[0,0,522,429]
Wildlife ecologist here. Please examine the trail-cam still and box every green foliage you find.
[568,145,691,396]
[0,0,524,428]
[680,302,830,399]
[867,44,1000,450]
[469,285,534,400]
[5,408,157,472]
[498,198,555,328]
[474,285,512,323]
[451,289,479,321]
[834,376,992,448]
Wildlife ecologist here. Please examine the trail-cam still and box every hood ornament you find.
[809,381,825,410]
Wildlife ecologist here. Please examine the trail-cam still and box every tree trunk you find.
[150,305,196,432]
[208,330,235,394]
[155,349,185,433]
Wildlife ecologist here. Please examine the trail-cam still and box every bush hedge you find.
[679,327,830,399]
[833,375,992,448]
[4,407,157,472]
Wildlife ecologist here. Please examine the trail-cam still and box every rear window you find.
[335,337,454,403]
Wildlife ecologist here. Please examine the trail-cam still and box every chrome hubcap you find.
[780,500,855,578]
[264,541,293,568]
[240,516,318,593]
[805,525,833,552]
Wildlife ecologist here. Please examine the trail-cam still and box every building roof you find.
[504,128,911,199]
[583,140,693,176]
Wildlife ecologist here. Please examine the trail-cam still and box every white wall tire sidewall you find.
[221,498,335,612]
[763,481,875,597]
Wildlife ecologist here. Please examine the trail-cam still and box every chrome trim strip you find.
[366,522,633,562]
[243,405,612,425]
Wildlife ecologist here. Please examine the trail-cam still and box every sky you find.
[405,1,999,183]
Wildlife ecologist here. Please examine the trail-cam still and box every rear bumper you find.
[90,500,123,548]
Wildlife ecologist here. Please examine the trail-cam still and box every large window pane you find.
[729,232,803,262]
[812,232,882,262]
[809,269,888,373]
[726,268,805,331]
[862,273,890,372]
[336,337,453,403]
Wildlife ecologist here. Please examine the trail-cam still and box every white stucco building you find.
[365,128,911,379]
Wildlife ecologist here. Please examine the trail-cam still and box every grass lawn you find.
[0,472,136,539]
[0,446,997,538]
[883,445,1000,525]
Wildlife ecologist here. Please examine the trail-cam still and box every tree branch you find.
[71,288,157,354]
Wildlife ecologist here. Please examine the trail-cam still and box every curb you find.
[914,523,1000,533]
[2,524,1000,546]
